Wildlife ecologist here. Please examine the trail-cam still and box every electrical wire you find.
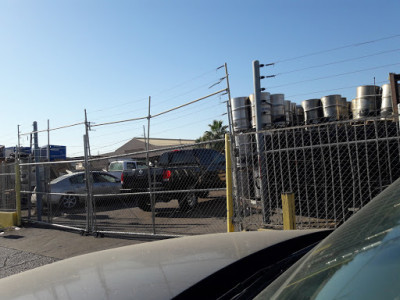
[286,80,389,99]
[19,122,85,136]
[151,112,227,137]
[87,77,224,122]
[272,34,400,64]
[274,48,400,76]
[268,62,400,89]
[87,66,224,115]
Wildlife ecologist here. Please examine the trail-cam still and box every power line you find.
[273,34,400,64]
[87,66,224,115]
[286,80,389,99]
[275,48,400,76]
[268,62,400,89]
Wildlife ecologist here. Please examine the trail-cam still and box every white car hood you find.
[0,230,325,299]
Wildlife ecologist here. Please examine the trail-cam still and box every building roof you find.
[113,137,195,157]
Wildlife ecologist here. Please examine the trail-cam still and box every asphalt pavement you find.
[0,223,155,279]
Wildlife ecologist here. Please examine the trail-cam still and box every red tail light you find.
[121,173,124,184]
[162,170,171,181]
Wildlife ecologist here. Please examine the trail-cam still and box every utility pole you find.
[33,121,42,221]
[146,96,156,235]
[252,60,269,223]
[83,109,94,234]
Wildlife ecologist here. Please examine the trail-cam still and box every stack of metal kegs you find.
[230,83,398,132]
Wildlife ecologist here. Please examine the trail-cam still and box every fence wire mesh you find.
[233,115,400,230]
[13,99,229,237]
[92,140,227,236]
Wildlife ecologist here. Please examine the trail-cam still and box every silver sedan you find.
[32,171,121,209]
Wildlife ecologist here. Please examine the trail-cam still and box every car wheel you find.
[60,195,79,209]
[137,196,152,212]
[179,193,198,211]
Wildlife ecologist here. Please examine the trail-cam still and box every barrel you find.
[249,92,272,129]
[381,84,400,118]
[321,95,346,121]
[351,98,361,119]
[355,85,381,117]
[302,99,323,124]
[271,94,285,124]
[296,105,305,125]
[321,95,341,121]
[284,100,291,125]
[290,102,297,125]
[231,97,251,131]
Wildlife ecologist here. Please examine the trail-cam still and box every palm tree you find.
[196,120,229,151]
[204,120,229,140]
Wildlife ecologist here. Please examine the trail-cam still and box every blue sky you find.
[1,0,399,156]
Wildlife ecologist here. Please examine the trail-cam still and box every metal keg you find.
[296,105,305,125]
[231,97,251,132]
[302,99,323,124]
[284,100,291,125]
[381,84,400,118]
[355,85,381,117]
[271,94,285,125]
[290,102,297,125]
[321,95,346,121]
[249,92,272,129]
[351,99,360,119]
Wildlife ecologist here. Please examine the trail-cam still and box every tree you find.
[196,120,229,151]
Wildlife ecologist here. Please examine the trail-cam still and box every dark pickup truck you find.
[121,148,226,211]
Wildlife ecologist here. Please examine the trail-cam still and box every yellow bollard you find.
[282,193,296,230]
[225,134,234,232]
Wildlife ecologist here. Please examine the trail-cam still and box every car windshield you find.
[257,178,400,299]
[109,162,123,171]
[136,161,147,169]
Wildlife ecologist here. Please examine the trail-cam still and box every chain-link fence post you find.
[14,160,21,226]
[225,134,234,232]
[83,134,94,234]
[33,121,42,221]
[146,96,156,235]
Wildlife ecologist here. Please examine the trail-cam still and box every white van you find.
[107,160,147,179]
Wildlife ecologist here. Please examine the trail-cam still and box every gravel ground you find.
[0,224,154,279]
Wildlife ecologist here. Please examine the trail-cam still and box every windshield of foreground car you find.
[256,178,400,300]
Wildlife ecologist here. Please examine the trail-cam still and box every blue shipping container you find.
[40,145,67,161]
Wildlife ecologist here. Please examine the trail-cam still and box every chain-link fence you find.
[17,138,227,237]
[88,140,227,237]
[12,67,231,237]
[233,115,400,230]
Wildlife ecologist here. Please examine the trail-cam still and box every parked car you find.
[107,159,147,179]
[121,148,226,211]
[32,171,121,209]
[9,176,400,299]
